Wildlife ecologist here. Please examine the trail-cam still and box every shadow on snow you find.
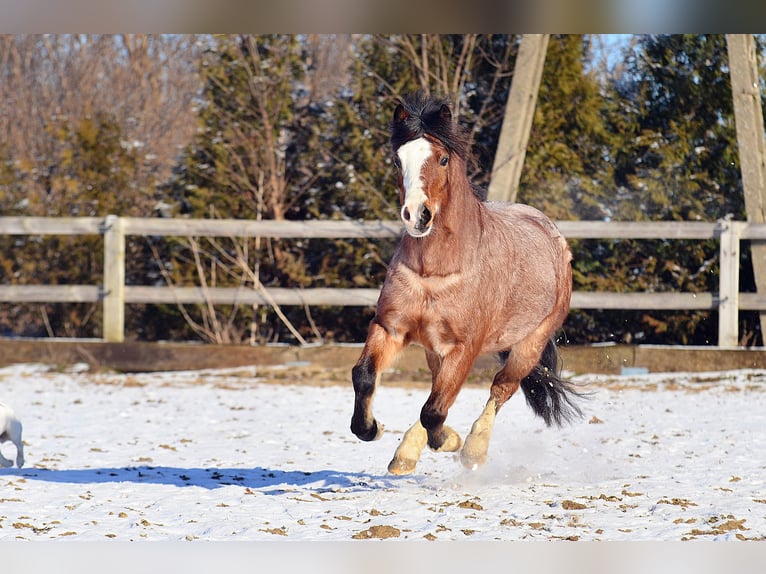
[0,465,400,492]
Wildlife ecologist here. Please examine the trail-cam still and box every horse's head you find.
[390,94,468,239]
[393,132,450,238]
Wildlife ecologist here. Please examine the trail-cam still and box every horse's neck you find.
[401,188,483,276]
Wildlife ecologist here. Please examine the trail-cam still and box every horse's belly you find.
[480,291,559,353]
[488,320,542,353]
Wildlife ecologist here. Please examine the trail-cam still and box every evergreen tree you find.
[614,34,740,222]
[567,35,748,345]
[160,35,406,343]
[0,113,148,338]
[519,34,616,220]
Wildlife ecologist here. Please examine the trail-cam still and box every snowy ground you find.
[1,361,765,542]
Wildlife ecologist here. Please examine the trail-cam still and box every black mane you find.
[390,92,487,201]
[390,92,470,159]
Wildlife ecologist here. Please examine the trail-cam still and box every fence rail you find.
[0,216,762,347]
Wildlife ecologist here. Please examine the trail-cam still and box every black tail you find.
[519,339,584,427]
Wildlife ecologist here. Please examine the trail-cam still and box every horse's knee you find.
[420,402,446,432]
[352,356,376,396]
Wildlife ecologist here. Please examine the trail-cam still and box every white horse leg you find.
[388,419,463,475]
[0,447,12,468]
[388,420,428,475]
[460,400,497,470]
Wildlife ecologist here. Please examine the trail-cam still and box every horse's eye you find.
[439,155,449,167]
[392,156,401,169]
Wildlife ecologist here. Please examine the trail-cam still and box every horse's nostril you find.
[402,206,411,222]
[420,206,432,228]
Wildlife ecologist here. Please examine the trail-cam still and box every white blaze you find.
[397,138,433,225]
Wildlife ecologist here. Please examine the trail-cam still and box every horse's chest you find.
[395,267,462,308]
[390,268,466,351]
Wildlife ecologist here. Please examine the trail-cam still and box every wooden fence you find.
[1,216,765,347]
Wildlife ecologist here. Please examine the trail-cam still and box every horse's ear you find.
[439,104,452,122]
[394,103,409,124]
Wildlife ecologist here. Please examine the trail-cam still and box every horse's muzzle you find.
[401,204,433,237]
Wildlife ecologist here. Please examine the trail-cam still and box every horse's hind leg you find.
[460,335,546,470]
[387,418,461,475]
[351,320,405,442]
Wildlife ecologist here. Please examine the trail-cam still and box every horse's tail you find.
[519,339,584,427]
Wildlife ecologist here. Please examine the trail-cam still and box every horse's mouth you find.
[403,224,433,238]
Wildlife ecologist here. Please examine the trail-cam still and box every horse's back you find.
[484,202,571,264]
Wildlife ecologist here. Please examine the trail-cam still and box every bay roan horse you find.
[351,93,583,475]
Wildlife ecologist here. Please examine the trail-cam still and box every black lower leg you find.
[420,401,449,450]
[351,355,380,441]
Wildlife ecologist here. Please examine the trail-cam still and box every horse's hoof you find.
[427,425,462,452]
[387,456,417,475]
[459,449,487,471]
[435,427,462,453]
[351,419,384,442]
[460,435,488,470]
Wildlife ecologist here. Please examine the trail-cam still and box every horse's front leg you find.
[388,350,445,475]
[350,319,405,442]
[420,345,475,452]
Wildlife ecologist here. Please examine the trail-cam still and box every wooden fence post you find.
[102,215,125,343]
[488,34,549,203]
[718,221,743,347]
[726,34,766,340]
